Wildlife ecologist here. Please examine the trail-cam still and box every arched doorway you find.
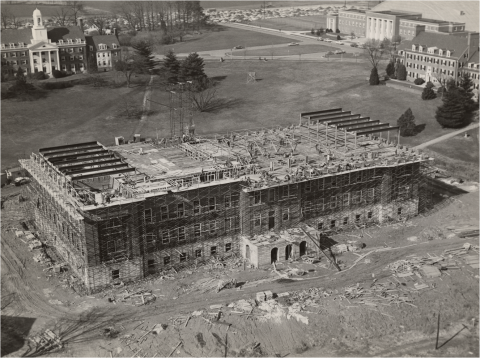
[300,241,307,256]
[285,244,292,260]
[271,247,278,263]
[245,245,250,262]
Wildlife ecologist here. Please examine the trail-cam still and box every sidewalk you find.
[414,122,480,149]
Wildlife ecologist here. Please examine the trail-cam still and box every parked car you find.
[335,41,344,45]
[350,43,358,47]
[14,177,30,186]
[334,50,346,54]
[324,39,332,43]
[317,37,324,41]
[288,42,299,46]
[233,45,244,49]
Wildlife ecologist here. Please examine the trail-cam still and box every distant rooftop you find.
[370,10,421,16]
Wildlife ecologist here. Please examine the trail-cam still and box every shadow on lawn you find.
[199,97,244,113]
[414,123,426,135]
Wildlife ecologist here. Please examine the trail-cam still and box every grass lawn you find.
[141,60,467,156]
[232,44,338,56]
[1,79,149,168]
[250,15,328,31]
[155,26,294,55]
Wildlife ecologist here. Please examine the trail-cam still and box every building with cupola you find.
[1,8,87,76]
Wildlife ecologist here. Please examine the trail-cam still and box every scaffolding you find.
[167,82,194,139]
[18,108,434,292]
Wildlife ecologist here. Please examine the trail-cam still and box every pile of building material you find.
[29,329,62,353]
[216,278,237,292]
[33,251,51,265]
[228,299,254,312]
[446,225,479,238]
[343,281,414,306]
[116,288,156,306]
[331,241,363,254]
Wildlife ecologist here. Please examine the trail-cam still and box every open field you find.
[251,15,328,31]
[232,43,339,56]
[1,75,150,168]
[2,60,475,171]
[155,25,295,55]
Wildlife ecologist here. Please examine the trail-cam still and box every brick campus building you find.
[20,109,432,292]
[1,8,120,77]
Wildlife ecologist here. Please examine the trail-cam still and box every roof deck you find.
[21,109,431,211]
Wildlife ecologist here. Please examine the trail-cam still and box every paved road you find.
[155,22,365,62]
[414,122,480,149]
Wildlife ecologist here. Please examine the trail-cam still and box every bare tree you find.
[114,50,144,88]
[66,1,84,25]
[1,8,12,29]
[51,7,73,26]
[188,78,218,112]
[363,39,385,69]
[87,15,109,34]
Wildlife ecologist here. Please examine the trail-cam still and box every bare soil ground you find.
[1,180,478,357]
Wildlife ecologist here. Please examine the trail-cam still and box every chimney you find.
[112,27,116,35]
[77,17,84,31]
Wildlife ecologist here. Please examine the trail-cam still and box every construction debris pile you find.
[29,329,62,353]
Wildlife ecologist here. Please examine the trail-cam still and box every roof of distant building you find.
[468,50,479,64]
[372,1,479,32]
[47,26,86,42]
[370,9,422,16]
[1,28,34,45]
[397,31,469,57]
[412,18,463,25]
[85,34,120,50]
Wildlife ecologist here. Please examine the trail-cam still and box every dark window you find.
[330,220,336,229]
[177,203,185,217]
[195,249,202,258]
[163,256,170,265]
[180,253,187,262]
[343,217,349,225]
[209,197,216,211]
[144,208,153,223]
[194,224,201,238]
[112,269,120,280]
[355,214,361,222]
[148,259,155,268]
[283,209,289,221]
[178,227,185,242]
[193,200,200,214]
[367,211,373,219]
[317,222,324,230]
[211,246,217,255]
[398,207,402,215]
[225,243,232,252]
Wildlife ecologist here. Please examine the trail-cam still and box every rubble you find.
[29,329,62,353]
[216,278,237,292]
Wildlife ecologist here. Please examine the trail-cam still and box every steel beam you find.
[39,141,99,154]
[71,168,136,181]
[301,108,342,117]
[58,159,123,172]
[48,149,109,163]
[69,163,130,176]
[54,154,117,167]
[331,117,370,126]
[314,114,362,124]
[337,120,380,130]
[42,145,103,158]
[308,111,353,120]
[356,126,399,136]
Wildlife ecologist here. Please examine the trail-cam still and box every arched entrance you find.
[285,244,292,260]
[245,245,250,262]
[300,241,307,256]
[271,247,278,263]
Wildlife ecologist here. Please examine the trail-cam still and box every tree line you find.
[113,1,207,33]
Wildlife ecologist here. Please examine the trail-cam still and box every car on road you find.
[334,50,346,54]
[324,39,332,43]
[335,41,344,45]
[288,42,299,46]
[233,45,244,49]
[350,43,358,47]
[317,37,324,41]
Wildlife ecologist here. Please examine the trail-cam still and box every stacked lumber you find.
[446,225,479,238]
[29,329,62,352]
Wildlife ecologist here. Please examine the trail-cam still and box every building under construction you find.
[20,108,432,292]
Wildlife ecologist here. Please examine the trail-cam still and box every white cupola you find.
[31,8,48,43]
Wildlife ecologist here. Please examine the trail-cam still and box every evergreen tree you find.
[435,88,467,128]
[132,40,158,72]
[397,63,407,80]
[385,61,395,77]
[88,56,98,74]
[421,81,436,100]
[369,67,379,85]
[459,72,477,112]
[179,52,206,82]
[162,49,180,83]
[311,28,315,34]
[397,108,416,136]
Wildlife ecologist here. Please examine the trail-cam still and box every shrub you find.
[397,108,416,136]
[437,86,446,95]
[335,28,340,33]
[369,67,379,85]
[52,70,63,78]
[397,64,407,80]
[29,71,46,80]
[421,84,436,100]
[386,61,395,77]
[161,34,174,45]
[414,78,425,85]
[436,88,468,128]
[336,35,341,40]
[118,34,133,47]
